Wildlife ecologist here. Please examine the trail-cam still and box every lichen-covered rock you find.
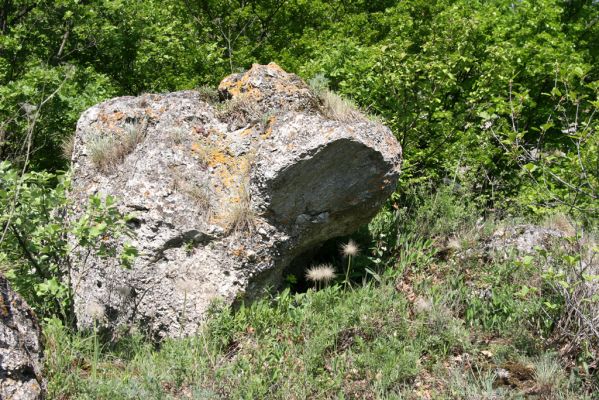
[0,275,46,400]
[487,224,566,257]
[69,63,402,339]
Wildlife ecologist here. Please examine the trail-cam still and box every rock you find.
[486,224,566,257]
[0,275,46,400]
[68,63,402,339]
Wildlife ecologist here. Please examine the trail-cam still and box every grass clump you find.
[217,95,262,128]
[319,89,365,123]
[168,127,187,145]
[88,122,146,172]
[196,85,219,103]
[225,181,257,234]
[61,134,75,161]
[309,73,365,123]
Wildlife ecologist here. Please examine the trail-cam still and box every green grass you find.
[44,256,596,399]
[43,186,598,399]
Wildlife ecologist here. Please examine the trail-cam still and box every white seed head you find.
[175,279,195,293]
[85,301,105,321]
[305,264,336,284]
[341,239,360,257]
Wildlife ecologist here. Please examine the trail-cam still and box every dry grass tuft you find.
[196,85,220,103]
[543,212,576,237]
[61,134,75,161]
[88,122,145,172]
[217,95,262,127]
[169,127,187,145]
[172,177,212,214]
[319,90,365,123]
[225,180,257,234]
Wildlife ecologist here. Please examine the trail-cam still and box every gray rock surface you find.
[68,63,402,339]
[0,275,46,400]
[487,224,566,257]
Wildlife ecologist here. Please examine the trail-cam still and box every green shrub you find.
[0,161,137,321]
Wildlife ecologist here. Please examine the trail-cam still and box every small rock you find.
[0,275,46,399]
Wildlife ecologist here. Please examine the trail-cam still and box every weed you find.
[340,239,359,287]
[88,122,146,172]
[319,89,364,123]
[217,95,262,127]
[61,134,75,160]
[196,85,219,103]
[168,127,187,145]
[225,181,256,234]
[305,264,336,290]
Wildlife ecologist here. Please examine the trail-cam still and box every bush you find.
[0,162,137,321]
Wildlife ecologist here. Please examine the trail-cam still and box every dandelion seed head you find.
[340,239,359,257]
[85,301,105,321]
[305,264,336,284]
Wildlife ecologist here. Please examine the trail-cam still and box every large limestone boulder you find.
[69,63,401,339]
[0,275,46,400]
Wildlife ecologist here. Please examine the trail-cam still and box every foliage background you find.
[1,0,596,222]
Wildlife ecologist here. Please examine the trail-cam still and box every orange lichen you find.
[241,127,253,137]
[208,149,229,167]
[190,142,205,154]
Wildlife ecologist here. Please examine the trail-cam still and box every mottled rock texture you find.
[69,63,402,339]
[0,275,46,400]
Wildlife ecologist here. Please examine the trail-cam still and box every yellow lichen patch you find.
[190,142,203,153]
[216,165,235,188]
[219,73,253,98]
[218,70,266,101]
[208,149,229,168]
[241,127,253,137]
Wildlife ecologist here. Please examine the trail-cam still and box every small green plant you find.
[196,85,219,103]
[168,127,187,145]
[533,353,566,396]
[448,367,504,400]
[88,122,146,172]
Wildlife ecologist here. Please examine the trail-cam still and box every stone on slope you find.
[68,63,402,339]
[0,275,46,400]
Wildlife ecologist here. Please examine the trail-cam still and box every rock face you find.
[0,275,46,400]
[69,63,402,339]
